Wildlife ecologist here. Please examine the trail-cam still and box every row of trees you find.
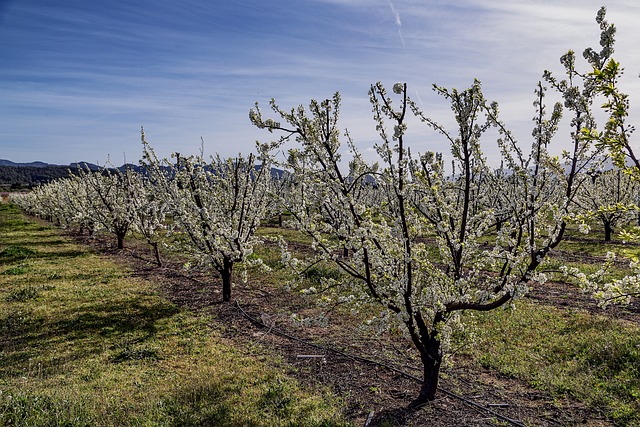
[13,138,281,303]
[10,6,639,408]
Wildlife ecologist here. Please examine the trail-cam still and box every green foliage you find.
[302,263,342,286]
[258,380,295,418]
[5,285,42,302]
[2,263,30,275]
[110,345,161,363]
[0,390,96,427]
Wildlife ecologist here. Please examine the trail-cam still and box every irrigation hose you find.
[234,301,527,427]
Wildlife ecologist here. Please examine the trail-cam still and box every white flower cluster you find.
[249,71,601,401]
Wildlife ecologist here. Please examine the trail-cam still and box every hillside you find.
[0,159,285,189]
[0,165,77,189]
[0,159,101,189]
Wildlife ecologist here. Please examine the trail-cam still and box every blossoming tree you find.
[250,77,598,405]
[551,7,640,304]
[72,165,136,250]
[572,168,637,241]
[125,168,169,266]
[140,131,279,302]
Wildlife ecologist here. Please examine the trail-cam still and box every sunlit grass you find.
[6,200,640,425]
[0,203,348,426]
[459,302,640,425]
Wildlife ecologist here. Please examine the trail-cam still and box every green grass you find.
[461,302,640,425]
[255,221,640,425]
[0,203,349,427]
[257,226,315,246]
[6,202,640,425]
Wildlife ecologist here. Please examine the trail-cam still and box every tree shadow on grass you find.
[0,245,37,264]
[0,244,93,271]
[0,297,180,378]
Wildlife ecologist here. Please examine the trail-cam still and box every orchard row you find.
[10,6,640,407]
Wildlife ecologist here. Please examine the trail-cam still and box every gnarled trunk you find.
[410,340,443,407]
[116,233,125,249]
[115,223,129,250]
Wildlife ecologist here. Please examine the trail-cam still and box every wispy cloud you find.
[1,0,639,165]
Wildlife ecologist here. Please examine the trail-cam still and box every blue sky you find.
[1,0,639,166]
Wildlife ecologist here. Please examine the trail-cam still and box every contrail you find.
[414,89,425,109]
[387,0,406,49]
[387,0,401,27]
[397,29,406,49]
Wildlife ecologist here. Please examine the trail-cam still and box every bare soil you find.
[67,231,640,427]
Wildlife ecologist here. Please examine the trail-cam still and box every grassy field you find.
[2,202,640,426]
[461,302,640,425]
[251,224,640,425]
[0,203,348,427]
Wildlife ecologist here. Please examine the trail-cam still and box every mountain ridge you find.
[0,159,286,188]
[0,159,101,170]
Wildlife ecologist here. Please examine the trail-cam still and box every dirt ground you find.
[69,231,640,427]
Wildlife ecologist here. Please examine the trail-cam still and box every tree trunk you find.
[221,257,233,302]
[152,241,162,267]
[117,233,125,249]
[604,221,613,242]
[409,340,443,408]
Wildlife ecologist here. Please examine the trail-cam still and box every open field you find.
[2,203,640,426]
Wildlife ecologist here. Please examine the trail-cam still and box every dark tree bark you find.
[221,256,233,302]
[151,241,162,267]
[116,232,125,249]
[604,220,613,242]
[409,338,443,407]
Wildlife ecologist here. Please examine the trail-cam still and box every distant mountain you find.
[0,163,76,189]
[0,159,101,170]
[69,162,101,171]
[0,159,286,188]
[0,159,52,168]
[0,159,104,188]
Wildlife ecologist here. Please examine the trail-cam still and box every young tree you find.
[580,7,636,171]
[73,165,135,250]
[140,132,279,302]
[250,77,596,405]
[57,176,98,236]
[125,170,169,266]
[573,168,637,241]
[549,7,640,305]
